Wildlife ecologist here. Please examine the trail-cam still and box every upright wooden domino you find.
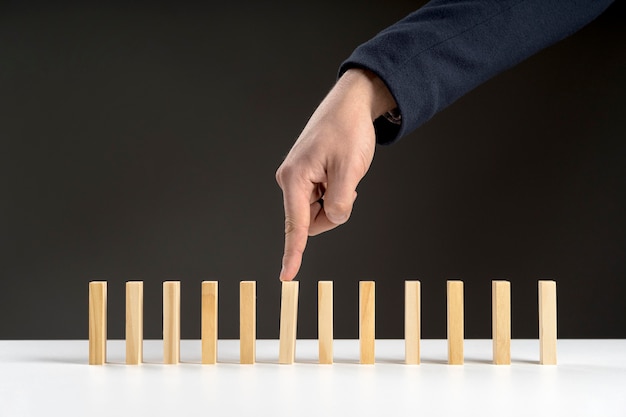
[492,280,511,365]
[447,280,464,365]
[201,281,218,364]
[125,281,143,365]
[278,281,299,364]
[163,281,181,364]
[318,281,333,364]
[88,281,107,365]
[240,281,256,364]
[359,281,375,364]
[405,280,421,365]
[539,280,557,365]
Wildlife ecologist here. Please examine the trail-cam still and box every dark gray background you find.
[1,1,624,340]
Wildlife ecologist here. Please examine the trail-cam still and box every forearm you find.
[340,0,614,144]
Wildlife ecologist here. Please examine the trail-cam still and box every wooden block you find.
[240,281,256,364]
[405,280,421,365]
[125,281,143,365]
[88,281,107,365]
[163,281,181,364]
[201,281,218,365]
[539,280,557,365]
[278,281,299,364]
[359,281,375,364]
[447,280,464,365]
[318,281,333,364]
[492,280,511,365]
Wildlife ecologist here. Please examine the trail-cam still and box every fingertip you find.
[324,200,352,224]
[279,258,299,282]
[325,210,350,225]
[321,194,354,225]
[279,266,291,281]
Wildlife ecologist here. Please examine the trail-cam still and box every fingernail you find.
[327,212,349,224]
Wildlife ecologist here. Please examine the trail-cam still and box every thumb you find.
[323,166,361,225]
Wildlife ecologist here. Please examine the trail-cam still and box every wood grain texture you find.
[359,281,375,364]
[163,281,180,364]
[539,280,557,365]
[278,281,299,364]
[492,280,511,365]
[405,280,421,365]
[125,281,143,365]
[88,281,107,365]
[447,280,464,365]
[240,281,256,364]
[201,281,218,364]
[318,281,333,364]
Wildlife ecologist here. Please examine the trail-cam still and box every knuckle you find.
[275,163,302,188]
[284,216,306,236]
[283,246,304,258]
[275,165,286,186]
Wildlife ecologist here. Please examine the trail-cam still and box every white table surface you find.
[1,339,625,417]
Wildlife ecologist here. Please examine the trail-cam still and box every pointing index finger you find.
[279,178,313,281]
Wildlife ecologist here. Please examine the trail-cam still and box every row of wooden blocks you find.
[88,280,558,366]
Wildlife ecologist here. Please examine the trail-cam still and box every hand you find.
[275,68,397,281]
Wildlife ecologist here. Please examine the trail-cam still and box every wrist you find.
[338,68,397,121]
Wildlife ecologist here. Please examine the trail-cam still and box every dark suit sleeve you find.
[339,0,614,145]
